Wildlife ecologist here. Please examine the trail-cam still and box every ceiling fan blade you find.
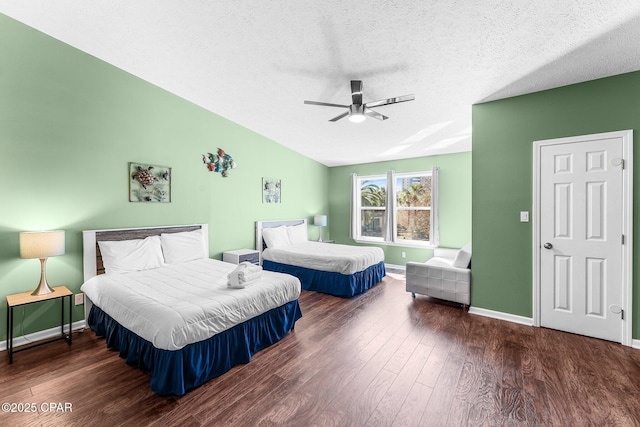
[365,94,415,108]
[364,107,388,121]
[351,80,363,105]
[329,111,350,122]
[304,100,350,108]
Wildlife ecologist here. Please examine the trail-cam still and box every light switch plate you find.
[520,211,529,222]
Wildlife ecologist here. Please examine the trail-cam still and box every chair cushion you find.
[452,242,472,268]
[425,257,454,268]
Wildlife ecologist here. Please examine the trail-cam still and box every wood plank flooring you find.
[2,273,640,426]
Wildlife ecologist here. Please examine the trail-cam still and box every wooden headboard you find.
[82,224,208,282]
[255,219,306,263]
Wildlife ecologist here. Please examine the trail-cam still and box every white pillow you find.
[453,242,472,268]
[262,226,291,249]
[161,229,208,264]
[287,223,308,244]
[98,236,164,275]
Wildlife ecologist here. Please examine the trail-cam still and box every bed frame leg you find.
[411,292,416,298]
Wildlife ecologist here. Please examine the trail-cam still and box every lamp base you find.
[31,281,54,296]
[31,258,54,296]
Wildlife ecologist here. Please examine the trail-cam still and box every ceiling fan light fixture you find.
[304,80,414,122]
[348,104,366,123]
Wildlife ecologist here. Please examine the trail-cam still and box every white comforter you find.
[81,258,300,351]
[262,241,384,275]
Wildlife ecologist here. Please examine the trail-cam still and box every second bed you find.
[256,219,385,297]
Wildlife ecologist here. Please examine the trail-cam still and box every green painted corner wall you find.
[0,14,328,340]
[328,153,472,265]
[472,70,640,338]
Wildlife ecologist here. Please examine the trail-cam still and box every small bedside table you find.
[223,249,260,265]
[6,285,73,363]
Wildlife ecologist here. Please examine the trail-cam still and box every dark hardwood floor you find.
[2,272,640,426]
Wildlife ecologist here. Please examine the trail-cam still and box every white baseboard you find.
[0,320,86,352]
[385,263,406,271]
[470,309,640,349]
[468,306,534,326]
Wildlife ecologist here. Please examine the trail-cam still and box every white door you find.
[539,136,625,342]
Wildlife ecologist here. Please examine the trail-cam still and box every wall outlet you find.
[75,293,84,306]
[401,252,406,258]
[520,211,529,222]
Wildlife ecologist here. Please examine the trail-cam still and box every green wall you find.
[473,71,640,337]
[0,14,328,340]
[328,153,472,265]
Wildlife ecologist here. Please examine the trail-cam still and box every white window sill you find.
[353,239,435,249]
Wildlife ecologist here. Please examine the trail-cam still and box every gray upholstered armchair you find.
[405,244,471,307]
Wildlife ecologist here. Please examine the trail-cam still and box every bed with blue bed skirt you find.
[81,258,302,395]
[257,219,386,298]
[263,259,386,298]
[80,221,303,396]
[87,299,302,395]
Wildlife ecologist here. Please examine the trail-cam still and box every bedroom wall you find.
[328,152,472,265]
[0,14,328,340]
[472,70,640,338]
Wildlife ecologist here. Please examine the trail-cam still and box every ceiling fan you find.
[304,80,415,123]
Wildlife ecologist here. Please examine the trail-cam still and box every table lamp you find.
[314,215,327,242]
[20,230,65,296]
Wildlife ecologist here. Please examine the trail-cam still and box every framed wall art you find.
[129,162,171,203]
[262,177,281,203]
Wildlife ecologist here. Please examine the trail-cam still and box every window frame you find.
[353,170,437,248]
[354,174,387,244]
[393,171,433,246]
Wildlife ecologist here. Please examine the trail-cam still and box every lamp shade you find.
[314,215,327,227]
[20,230,65,259]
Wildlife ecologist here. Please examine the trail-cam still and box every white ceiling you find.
[3,1,640,166]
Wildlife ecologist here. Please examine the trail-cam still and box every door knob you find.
[609,304,622,315]
[543,243,553,249]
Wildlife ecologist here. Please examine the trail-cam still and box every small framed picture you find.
[262,177,281,203]
[129,162,171,203]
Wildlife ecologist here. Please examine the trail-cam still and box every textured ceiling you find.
[3,1,640,166]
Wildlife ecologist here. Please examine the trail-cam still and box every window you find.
[351,169,438,247]
[395,173,432,243]
[359,175,387,239]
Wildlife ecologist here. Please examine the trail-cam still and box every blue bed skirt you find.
[262,260,386,298]
[88,300,302,396]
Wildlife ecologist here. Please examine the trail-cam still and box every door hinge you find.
[622,234,625,245]
[621,309,625,320]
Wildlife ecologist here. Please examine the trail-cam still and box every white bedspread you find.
[81,258,300,351]
[262,241,384,275]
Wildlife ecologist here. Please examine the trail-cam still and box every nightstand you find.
[6,285,73,363]
[223,249,260,265]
